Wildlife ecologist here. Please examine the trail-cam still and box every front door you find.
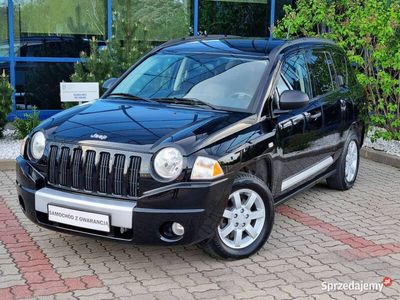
[271,50,326,197]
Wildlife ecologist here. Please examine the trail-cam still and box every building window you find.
[13,0,107,57]
[15,62,74,110]
[0,62,10,76]
[0,0,8,57]
[198,0,271,37]
[113,0,193,43]
[3,0,296,116]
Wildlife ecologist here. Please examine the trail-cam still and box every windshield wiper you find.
[108,93,157,103]
[151,97,217,110]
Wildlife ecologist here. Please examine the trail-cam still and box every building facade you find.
[0,0,293,119]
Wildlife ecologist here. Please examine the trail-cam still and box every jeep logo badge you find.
[90,133,108,140]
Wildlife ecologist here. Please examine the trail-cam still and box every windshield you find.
[110,53,268,111]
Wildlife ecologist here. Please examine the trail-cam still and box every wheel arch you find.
[347,120,365,146]
[238,158,272,191]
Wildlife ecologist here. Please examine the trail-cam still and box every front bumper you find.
[16,156,233,245]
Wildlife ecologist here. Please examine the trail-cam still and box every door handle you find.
[340,99,347,111]
[303,112,321,122]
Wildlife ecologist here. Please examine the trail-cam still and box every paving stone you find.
[0,160,399,299]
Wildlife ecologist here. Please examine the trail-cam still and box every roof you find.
[157,36,336,58]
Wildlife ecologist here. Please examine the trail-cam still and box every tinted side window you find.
[277,52,311,97]
[347,64,358,87]
[306,50,335,97]
[331,49,348,87]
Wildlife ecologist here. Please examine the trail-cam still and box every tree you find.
[70,0,196,107]
[275,0,400,141]
[70,5,152,97]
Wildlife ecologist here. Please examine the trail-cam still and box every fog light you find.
[171,222,185,236]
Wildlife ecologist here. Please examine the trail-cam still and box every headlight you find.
[191,156,224,180]
[153,147,183,180]
[20,136,28,156]
[30,131,46,160]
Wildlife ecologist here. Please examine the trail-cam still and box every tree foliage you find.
[0,70,13,138]
[70,0,193,93]
[275,0,400,141]
[13,107,41,140]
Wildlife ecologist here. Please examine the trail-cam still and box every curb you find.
[0,160,15,171]
[360,147,400,169]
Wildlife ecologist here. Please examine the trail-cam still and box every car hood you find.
[41,99,251,154]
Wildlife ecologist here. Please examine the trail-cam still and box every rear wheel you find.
[327,133,360,190]
[201,173,274,259]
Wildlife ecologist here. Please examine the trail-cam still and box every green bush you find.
[275,0,400,141]
[0,70,13,138]
[13,107,41,139]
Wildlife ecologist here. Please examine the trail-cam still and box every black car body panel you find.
[16,37,365,246]
[38,99,250,153]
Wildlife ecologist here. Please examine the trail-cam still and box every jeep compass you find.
[16,37,365,259]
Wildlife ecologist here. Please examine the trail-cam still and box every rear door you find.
[305,47,344,160]
[330,47,358,146]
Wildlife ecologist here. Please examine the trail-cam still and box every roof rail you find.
[285,37,335,46]
[267,37,336,59]
[155,34,242,51]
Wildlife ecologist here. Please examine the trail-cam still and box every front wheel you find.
[201,173,274,259]
[327,133,360,190]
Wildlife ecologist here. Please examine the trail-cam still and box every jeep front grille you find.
[47,145,141,197]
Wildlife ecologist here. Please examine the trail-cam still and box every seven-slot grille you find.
[47,145,141,197]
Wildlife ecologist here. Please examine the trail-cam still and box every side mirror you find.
[102,77,118,90]
[279,90,309,110]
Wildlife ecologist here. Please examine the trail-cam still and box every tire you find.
[201,173,274,259]
[326,133,360,190]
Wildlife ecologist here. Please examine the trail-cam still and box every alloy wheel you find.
[345,140,358,183]
[218,189,266,249]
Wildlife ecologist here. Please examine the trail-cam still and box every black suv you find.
[16,37,365,259]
